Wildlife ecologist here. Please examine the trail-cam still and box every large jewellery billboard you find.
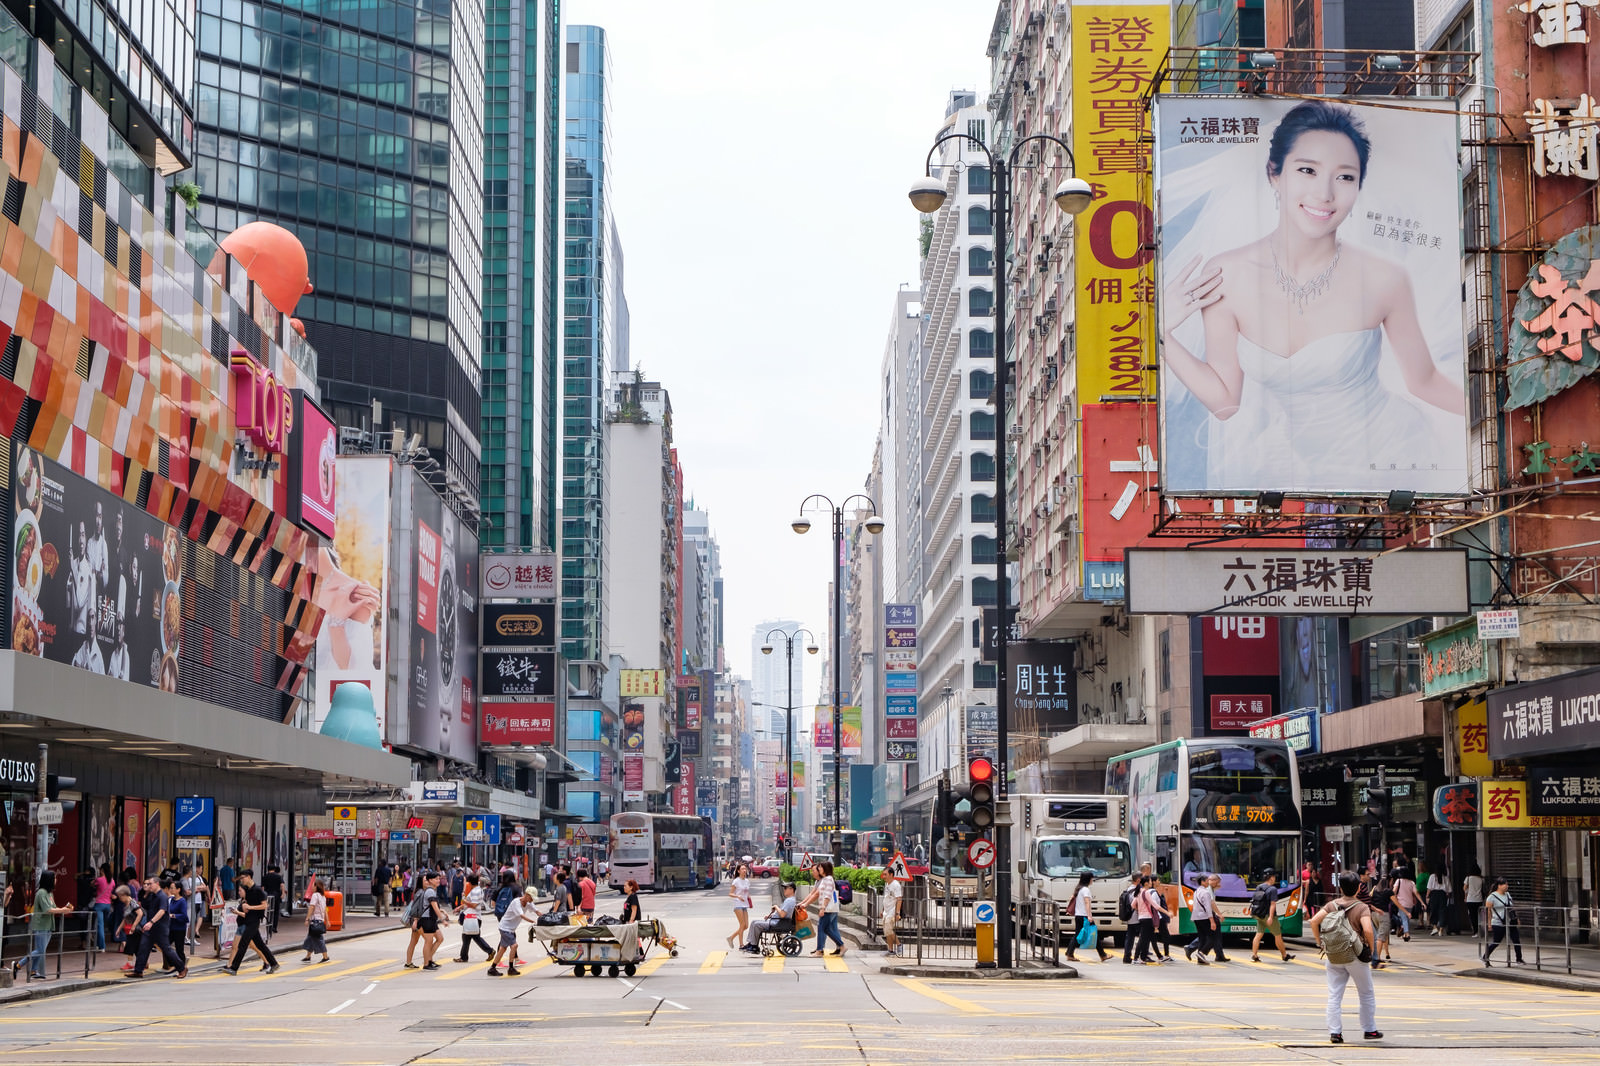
[1153,96,1468,495]
[1125,548,1469,615]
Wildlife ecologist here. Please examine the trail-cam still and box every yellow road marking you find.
[512,956,554,975]
[762,954,784,974]
[700,951,726,975]
[307,960,388,982]
[822,954,849,973]
[373,964,425,981]
[634,954,670,976]
[893,978,994,1014]
[435,960,491,979]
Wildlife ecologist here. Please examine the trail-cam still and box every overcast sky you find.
[563,1,997,696]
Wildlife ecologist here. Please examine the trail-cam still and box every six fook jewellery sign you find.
[1126,548,1469,616]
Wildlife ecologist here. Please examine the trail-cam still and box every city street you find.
[1,885,1598,1065]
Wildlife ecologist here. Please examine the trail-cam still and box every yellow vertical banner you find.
[1071,4,1168,405]
[1455,699,1492,778]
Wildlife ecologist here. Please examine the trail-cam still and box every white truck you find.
[1010,794,1133,938]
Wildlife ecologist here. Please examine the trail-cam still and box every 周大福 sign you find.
[1487,665,1600,760]
[1126,548,1469,615]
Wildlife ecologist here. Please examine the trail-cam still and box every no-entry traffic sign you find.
[967,838,995,869]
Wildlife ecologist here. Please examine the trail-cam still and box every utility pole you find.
[35,743,47,887]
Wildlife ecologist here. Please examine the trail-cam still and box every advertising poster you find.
[11,442,182,693]
[481,603,555,647]
[216,805,236,866]
[621,701,645,751]
[239,809,265,874]
[288,392,339,539]
[146,800,172,877]
[622,753,644,802]
[814,704,833,749]
[402,470,479,762]
[481,702,557,745]
[1072,4,1169,405]
[1154,96,1468,494]
[122,799,145,876]
[87,796,114,875]
[313,456,392,737]
[840,706,862,757]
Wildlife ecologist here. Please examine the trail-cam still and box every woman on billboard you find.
[1161,101,1464,492]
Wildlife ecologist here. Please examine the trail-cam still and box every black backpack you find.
[1251,885,1275,919]
[493,885,517,918]
[1118,885,1137,921]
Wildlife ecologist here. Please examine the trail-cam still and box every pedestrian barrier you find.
[0,910,100,982]
[885,881,1066,967]
[1478,903,1600,976]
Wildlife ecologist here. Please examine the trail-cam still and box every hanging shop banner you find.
[1152,95,1468,494]
[1455,699,1492,777]
[885,694,917,717]
[814,704,833,749]
[1433,779,1600,830]
[1007,642,1077,732]
[981,607,1021,660]
[1247,706,1318,754]
[1072,3,1168,407]
[1126,548,1469,615]
[840,706,862,757]
[619,669,666,698]
[481,603,556,648]
[884,604,917,627]
[1487,665,1600,760]
[678,731,700,756]
[886,739,917,763]
[1420,618,1491,698]
[965,704,999,767]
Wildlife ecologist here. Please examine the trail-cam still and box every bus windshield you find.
[1179,834,1297,898]
[1035,838,1131,880]
[1189,744,1295,796]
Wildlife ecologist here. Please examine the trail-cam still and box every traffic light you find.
[1361,781,1391,825]
[45,774,75,802]
[965,758,996,831]
[937,776,955,837]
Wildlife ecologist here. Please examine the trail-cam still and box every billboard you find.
[481,603,556,647]
[1126,548,1469,615]
[481,702,556,746]
[313,456,392,736]
[480,551,556,599]
[1072,4,1168,406]
[10,442,182,693]
[1487,665,1600,761]
[1153,96,1467,494]
[619,669,665,698]
[288,391,338,539]
[482,651,557,697]
[398,468,478,761]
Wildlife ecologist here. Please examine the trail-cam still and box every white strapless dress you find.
[1204,327,1440,492]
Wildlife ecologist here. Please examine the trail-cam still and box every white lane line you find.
[328,998,357,1014]
[361,982,378,995]
[616,977,689,1011]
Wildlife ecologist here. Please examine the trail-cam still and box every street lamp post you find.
[758,629,819,848]
[792,495,884,864]
[909,133,1090,969]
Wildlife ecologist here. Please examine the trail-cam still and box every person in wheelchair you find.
[742,882,800,955]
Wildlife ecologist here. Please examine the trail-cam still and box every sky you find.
[562,1,998,694]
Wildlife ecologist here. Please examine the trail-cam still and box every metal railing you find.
[1479,905,1600,976]
[886,882,1066,967]
[0,911,101,983]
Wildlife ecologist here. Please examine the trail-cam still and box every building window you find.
[969,288,994,317]
[968,246,993,276]
[970,453,996,482]
[968,166,991,194]
[972,618,983,648]
[1158,628,1171,692]
[971,494,996,523]
[973,662,997,688]
[971,534,998,563]
[969,411,996,441]
[969,329,995,357]
[972,576,999,606]
[968,206,992,235]
[969,369,995,400]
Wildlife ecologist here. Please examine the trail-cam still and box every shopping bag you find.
[1076,921,1098,949]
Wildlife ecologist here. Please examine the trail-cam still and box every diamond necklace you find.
[1270,239,1341,315]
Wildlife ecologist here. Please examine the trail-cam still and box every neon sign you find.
[230,349,294,453]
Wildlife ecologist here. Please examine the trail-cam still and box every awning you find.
[538,748,593,782]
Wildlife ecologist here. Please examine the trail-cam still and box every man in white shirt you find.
[1186,873,1219,964]
[107,621,131,681]
[742,882,799,954]
[86,503,110,594]
[488,885,537,976]
[881,878,904,957]
[71,633,105,674]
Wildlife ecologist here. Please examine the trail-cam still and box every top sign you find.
[1126,548,1469,616]
[230,350,294,453]
[481,552,557,599]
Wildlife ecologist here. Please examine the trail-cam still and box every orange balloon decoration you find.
[219,221,315,315]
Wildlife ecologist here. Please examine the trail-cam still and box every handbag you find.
[1076,920,1098,948]
[461,913,481,935]
[308,918,326,936]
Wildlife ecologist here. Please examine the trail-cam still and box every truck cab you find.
[1011,795,1132,934]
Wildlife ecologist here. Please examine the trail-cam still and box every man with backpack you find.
[1249,868,1295,962]
[1309,870,1380,1044]
[1118,875,1143,964]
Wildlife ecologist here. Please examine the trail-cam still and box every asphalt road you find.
[1,884,1597,1065]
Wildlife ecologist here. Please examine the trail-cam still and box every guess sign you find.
[230,350,294,452]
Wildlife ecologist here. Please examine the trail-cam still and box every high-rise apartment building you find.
[560,24,622,662]
[480,0,561,548]
[750,618,808,740]
[192,0,487,514]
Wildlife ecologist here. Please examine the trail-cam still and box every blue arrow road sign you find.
[975,901,996,924]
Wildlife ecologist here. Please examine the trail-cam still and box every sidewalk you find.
[1287,922,1600,993]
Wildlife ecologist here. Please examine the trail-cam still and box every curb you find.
[1467,966,1600,993]
[878,964,1080,979]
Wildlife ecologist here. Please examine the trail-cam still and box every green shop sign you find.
[1420,618,1491,698]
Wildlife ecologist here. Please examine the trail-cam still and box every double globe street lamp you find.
[759,627,819,849]
[792,495,884,863]
[909,133,1090,968]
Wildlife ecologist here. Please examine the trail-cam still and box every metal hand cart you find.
[529,918,674,977]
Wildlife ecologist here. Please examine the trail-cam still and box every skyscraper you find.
[192,0,487,514]
[560,24,622,662]
[479,0,561,549]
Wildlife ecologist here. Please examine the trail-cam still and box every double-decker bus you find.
[607,812,713,892]
[859,830,896,868]
[1105,737,1305,936]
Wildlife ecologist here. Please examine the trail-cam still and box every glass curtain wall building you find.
[480,0,559,549]
[560,24,619,663]
[192,0,487,513]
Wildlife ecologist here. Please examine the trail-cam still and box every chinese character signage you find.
[1518,0,1597,47]
[1126,548,1469,615]
[885,627,917,648]
[480,651,556,697]
[1432,782,1479,828]
[622,754,644,802]
[1437,779,1600,830]
[965,704,998,767]
[1212,695,1272,731]
[1477,608,1521,640]
[481,603,556,648]
[685,701,701,729]
[1202,615,1280,675]
[1072,6,1167,406]
[1528,767,1600,816]
[1528,95,1598,180]
[619,669,666,698]
[814,704,833,749]
[1420,618,1491,698]
[1488,665,1600,760]
[885,604,916,627]
[1152,97,1468,495]
[480,551,557,599]
[1080,403,1160,585]
[1456,699,1492,777]
[1248,707,1317,753]
[1008,642,1077,733]
[884,604,917,757]
[1505,228,1600,409]
[481,702,556,745]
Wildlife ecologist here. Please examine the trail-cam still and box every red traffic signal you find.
[968,757,994,783]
